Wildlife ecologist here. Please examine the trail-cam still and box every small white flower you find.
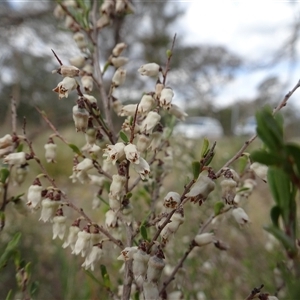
[88,175,105,187]
[185,174,215,204]
[109,196,121,211]
[75,158,93,172]
[169,104,188,121]
[73,229,91,257]
[112,68,126,87]
[81,75,93,92]
[62,224,81,250]
[85,128,97,145]
[148,131,163,151]
[88,144,101,158]
[242,178,257,196]
[143,281,159,300]
[138,63,160,77]
[101,0,114,14]
[44,142,57,163]
[250,162,268,182]
[105,209,118,227]
[27,182,43,210]
[103,142,125,165]
[39,198,60,223]
[83,64,93,74]
[3,152,26,166]
[161,211,184,243]
[136,134,151,153]
[109,174,126,200]
[132,248,149,279]
[133,157,150,180]
[82,244,103,271]
[267,296,279,300]
[232,207,250,226]
[13,164,29,186]
[141,111,161,134]
[118,104,138,117]
[159,87,174,109]
[0,134,13,149]
[146,250,165,282]
[220,178,237,204]
[117,246,138,261]
[73,32,87,50]
[53,77,77,99]
[112,42,127,57]
[124,143,140,164]
[194,232,215,247]
[163,192,181,212]
[139,94,155,115]
[52,215,67,240]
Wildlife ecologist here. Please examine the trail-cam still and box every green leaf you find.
[30,281,39,297]
[238,154,248,174]
[133,291,140,300]
[214,201,225,216]
[201,138,209,157]
[285,143,300,177]
[140,224,148,241]
[68,144,82,156]
[0,232,22,269]
[102,62,110,75]
[204,152,214,166]
[192,161,200,180]
[0,168,10,184]
[16,144,23,152]
[166,49,172,58]
[25,262,32,279]
[250,149,282,166]
[119,131,129,143]
[270,205,281,228]
[264,225,296,254]
[85,270,103,286]
[100,265,111,289]
[5,290,13,300]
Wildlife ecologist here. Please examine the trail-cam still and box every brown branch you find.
[51,49,63,66]
[244,284,264,300]
[10,96,17,135]
[162,34,177,85]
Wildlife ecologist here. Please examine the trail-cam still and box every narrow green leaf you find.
[140,224,148,241]
[192,161,200,180]
[270,206,281,228]
[84,270,103,286]
[0,232,22,269]
[133,291,140,300]
[204,153,214,166]
[16,144,23,152]
[285,143,300,177]
[200,138,209,157]
[0,168,10,183]
[30,281,39,297]
[68,144,82,156]
[238,154,248,174]
[119,131,129,143]
[100,265,111,289]
[264,225,296,253]
[5,290,13,300]
[13,251,21,268]
[25,262,32,278]
[214,202,225,216]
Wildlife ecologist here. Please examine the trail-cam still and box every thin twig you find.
[51,49,63,66]
[162,34,177,85]
[10,96,17,135]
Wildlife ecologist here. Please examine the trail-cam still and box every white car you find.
[174,117,224,139]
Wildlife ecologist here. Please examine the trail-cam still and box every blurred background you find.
[1,1,300,299]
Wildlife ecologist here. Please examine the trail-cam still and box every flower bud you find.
[232,207,250,226]
[194,232,215,247]
[81,75,93,92]
[117,246,138,261]
[124,143,140,164]
[110,56,129,68]
[54,65,80,77]
[0,134,13,149]
[250,162,268,182]
[138,94,155,115]
[73,32,87,50]
[109,174,126,200]
[159,87,174,109]
[138,63,160,77]
[141,111,161,134]
[169,104,188,121]
[133,157,150,180]
[53,77,77,99]
[69,56,86,68]
[119,104,138,117]
[185,174,215,205]
[72,105,89,132]
[112,68,126,87]
[44,140,57,163]
[3,152,26,166]
[112,42,127,56]
[220,178,237,204]
[146,249,165,282]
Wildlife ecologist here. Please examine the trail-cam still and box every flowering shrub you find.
[1,1,300,300]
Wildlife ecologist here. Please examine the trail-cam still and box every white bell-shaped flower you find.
[75,158,93,172]
[112,42,127,57]
[112,68,126,87]
[82,243,103,271]
[163,192,181,212]
[62,223,81,250]
[109,174,126,200]
[169,104,188,121]
[52,215,67,240]
[103,142,125,165]
[44,142,57,163]
[133,157,150,180]
[119,104,138,117]
[3,152,26,166]
[138,63,160,77]
[53,77,77,99]
[72,229,91,257]
[159,87,174,109]
[141,111,161,134]
[138,94,155,115]
[0,134,13,149]
[117,246,138,261]
[250,162,268,182]
[73,105,89,132]
[124,143,140,164]
[27,181,43,210]
[232,207,250,226]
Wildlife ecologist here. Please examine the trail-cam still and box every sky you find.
[179,0,300,108]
